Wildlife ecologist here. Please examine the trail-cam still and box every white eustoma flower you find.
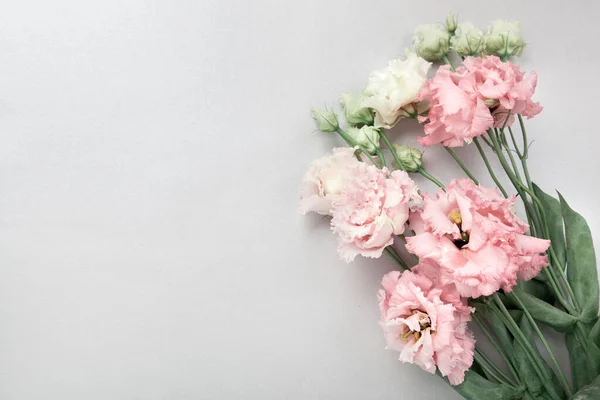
[362,52,432,129]
[413,24,451,62]
[346,126,380,153]
[484,20,526,59]
[451,22,485,57]
[340,92,374,126]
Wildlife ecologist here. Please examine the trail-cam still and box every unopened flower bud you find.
[347,126,380,153]
[310,108,339,132]
[451,22,484,57]
[484,20,526,60]
[392,145,423,172]
[413,23,451,62]
[445,13,458,35]
[340,92,374,126]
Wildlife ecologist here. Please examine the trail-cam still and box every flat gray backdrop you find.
[0,0,597,399]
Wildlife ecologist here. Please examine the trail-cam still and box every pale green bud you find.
[413,24,451,62]
[451,22,485,57]
[310,108,339,132]
[340,92,374,126]
[484,20,526,60]
[346,126,380,154]
[445,13,458,35]
[392,145,423,172]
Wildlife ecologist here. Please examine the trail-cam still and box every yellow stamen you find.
[448,211,462,225]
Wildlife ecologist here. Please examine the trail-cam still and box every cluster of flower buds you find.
[413,14,526,61]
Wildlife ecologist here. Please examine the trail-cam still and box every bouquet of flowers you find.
[299,14,600,400]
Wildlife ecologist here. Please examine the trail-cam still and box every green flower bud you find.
[484,20,526,60]
[340,92,374,127]
[451,22,485,57]
[445,13,458,35]
[392,145,423,172]
[310,108,339,132]
[413,23,451,62]
[346,126,380,154]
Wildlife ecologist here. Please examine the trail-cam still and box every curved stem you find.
[510,292,573,396]
[379,130,405,172]
[473,137,508,197]
[518,115,529,158]
[417,167,445,190]
[490,295,563,400]
[487,129,575,313]
[335,128,380,166]
[474,351,511,385]
[442,55,456,72]
[472,313,521,385]
[444,147,479,183]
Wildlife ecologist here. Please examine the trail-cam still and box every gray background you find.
[0,0,598,399]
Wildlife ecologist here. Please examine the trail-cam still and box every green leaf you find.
[451,370,523,400]
[512,289,577,333]
[533,183,566,268]
[559,192,599,322]
[515,317,564,399]
[475,304,514,357]
[566,329,600,391]
[518,279,556,306]
[573,373,600,399]
[587,318,600,374]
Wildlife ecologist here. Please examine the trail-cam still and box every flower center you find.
[400,311,432,341]
[448,211,470,248]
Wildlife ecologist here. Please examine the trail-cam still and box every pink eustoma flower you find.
[331,163,420,262]
[378,269,475,385]
[418,56,542,147]
[405,179,550,298]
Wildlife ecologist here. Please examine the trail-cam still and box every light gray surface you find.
[0,1,598,399]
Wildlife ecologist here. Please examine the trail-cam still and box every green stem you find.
[490,295,563,400]
[379,130,406,172]
[444,147,479,184]
[384,247,408,271]
[513,116,582,314]
[335,128,380,166]
[475,348,515,386]
[472,313,521,384]
[518,115,529,159]
[474,351,511,385]
[508,126,524,158]
[510,292,573,396]
[487,129,575,313]
[442,54,456,72]
[417,167,445,190]
[498,128,523,183]
[473,137,508,197]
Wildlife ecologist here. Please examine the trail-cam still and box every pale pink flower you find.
[299,147,360,216]
[378,269,475,385]
[418,56,542,147]
[405,179,550,298]
[331,164,420,262]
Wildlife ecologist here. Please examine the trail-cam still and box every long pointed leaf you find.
[533,183,566,268]
[451,370,523,400]
[559,192,599,322]
[512,289,577,333]
[514,317,564,399]
[566,329,599,391]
